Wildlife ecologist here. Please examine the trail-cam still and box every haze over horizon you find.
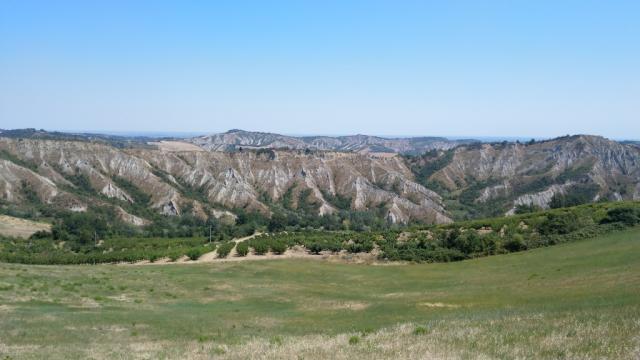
[3,127,634,142]
[1,1,639,138]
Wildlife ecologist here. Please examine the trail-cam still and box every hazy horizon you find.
[2,127,639,142]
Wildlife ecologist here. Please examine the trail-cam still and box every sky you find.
[0,1,639,139]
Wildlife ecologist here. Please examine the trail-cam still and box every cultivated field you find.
[0,229,639,359]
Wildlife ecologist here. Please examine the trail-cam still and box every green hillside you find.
[1,227,639,359]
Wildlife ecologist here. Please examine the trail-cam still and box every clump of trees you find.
[601,206,640,226]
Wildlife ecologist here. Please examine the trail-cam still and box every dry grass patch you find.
[0,215,50,238]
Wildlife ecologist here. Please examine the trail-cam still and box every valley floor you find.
[1,229,639,359]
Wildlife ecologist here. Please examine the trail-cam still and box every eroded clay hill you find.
[0,138,450,225]
[415,135,640,214]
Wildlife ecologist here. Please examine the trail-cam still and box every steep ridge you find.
[0,138,450,225]
[412,135,640,217]
[190,129,476,154]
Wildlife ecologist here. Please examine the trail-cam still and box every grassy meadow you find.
[0,228,639,359]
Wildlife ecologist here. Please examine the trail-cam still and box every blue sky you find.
[1,1,638,138]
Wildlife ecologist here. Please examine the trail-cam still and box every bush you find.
[216,242,235,258]
[348,336,360,345]
[252,241,269,255]
[601,207,640,226]
[186,247,204,261]
[538,213,580,235]
[503,235,526,252]
[308,242,324,254]
[270,240,287,255]
[236,242,249,257]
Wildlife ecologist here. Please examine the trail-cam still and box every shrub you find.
[236,242,249,256]
[308,242,323,254]
[503,235,526,252]
[270,240,287,255]
[538,213,580,235]
[601,207,640,226]
[252,241,269,255]
[186,247,204,261]
[348,336,360,345]
[216,242,235,258]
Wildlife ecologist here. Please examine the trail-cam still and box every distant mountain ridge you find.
[190,129,478,154]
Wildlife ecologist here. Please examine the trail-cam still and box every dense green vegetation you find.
[2,201,638,265]
[0,228,638,359]
[214,201,640,263]
[0,236,214,265]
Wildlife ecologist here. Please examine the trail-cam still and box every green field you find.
[1,228,639,359]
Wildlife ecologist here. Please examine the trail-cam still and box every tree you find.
[268,213,287,232]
